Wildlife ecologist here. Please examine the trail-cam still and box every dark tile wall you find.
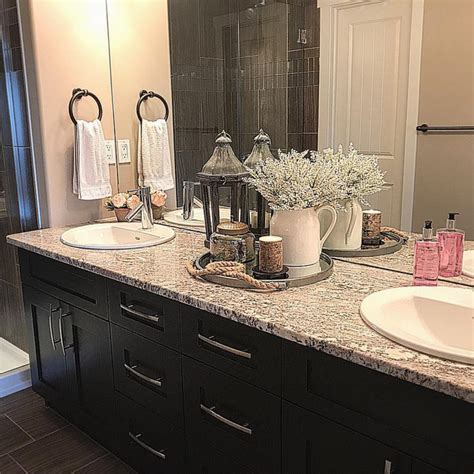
[168,0,320,206]
[0,0,37,351]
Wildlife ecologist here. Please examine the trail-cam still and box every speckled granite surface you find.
[7,227,473,403]
[333,233,474,287]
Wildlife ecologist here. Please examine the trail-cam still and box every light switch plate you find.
[105,140,116,165]
[117,139,131,164]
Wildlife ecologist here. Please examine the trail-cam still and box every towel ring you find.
[136,89,169,122]
[69,88,103,125]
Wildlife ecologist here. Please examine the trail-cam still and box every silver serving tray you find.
[323,231,404,258]
[195,253,333,290]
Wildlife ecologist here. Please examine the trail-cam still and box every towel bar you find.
[136,89,169,122]
[68,88,103,125]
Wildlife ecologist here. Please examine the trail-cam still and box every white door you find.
[318,0,414,227]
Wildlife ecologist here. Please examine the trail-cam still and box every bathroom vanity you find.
[7,228,474,474]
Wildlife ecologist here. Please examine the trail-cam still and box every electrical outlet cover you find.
[105,140,116,164]
[118,139,131,164]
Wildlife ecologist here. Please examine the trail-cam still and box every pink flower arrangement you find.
[151,190,167,208]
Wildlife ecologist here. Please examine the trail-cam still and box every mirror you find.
[103,0,472,241]
[106,0,176,206]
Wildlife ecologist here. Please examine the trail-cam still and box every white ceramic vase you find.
[269,206,337,267]
[322,198,363,251]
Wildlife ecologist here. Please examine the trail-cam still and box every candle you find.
[362,209,382,245]
[259,235,283,273]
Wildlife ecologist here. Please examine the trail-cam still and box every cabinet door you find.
[282,401,412,474]
[22,285,68,404]
[183,356,281,474]
[61,304,115,447]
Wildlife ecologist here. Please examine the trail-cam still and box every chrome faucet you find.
[183,181,201,220]
[125,186,154,229]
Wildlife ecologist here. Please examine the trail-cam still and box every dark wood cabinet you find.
[23,285,68,405]
[19,251,474,474]
[111,323,183,426]
[283,401,412,474]
[182,356,281,474]
[114,392,184,473]
[181,304,281,394]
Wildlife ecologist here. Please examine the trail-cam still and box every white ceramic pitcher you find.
[270,206,337,267]
[322,198,363,251]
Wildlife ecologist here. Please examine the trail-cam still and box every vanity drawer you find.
[282,340,474,468]
[19,249,107,318]
[114,392,184,473]
[183,356,281,474]
[111,324,183,426]
[282,401,412,474]
[108,280,181,350]
[181,304,281,394]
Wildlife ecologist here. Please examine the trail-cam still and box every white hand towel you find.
[138,118,175,191]
[73,119,112,200]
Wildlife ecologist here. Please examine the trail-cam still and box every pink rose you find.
[111,193,127,208]
[127,195,141,210]
[151,191,167,208]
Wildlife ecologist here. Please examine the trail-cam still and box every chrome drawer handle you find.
[124,363,163,388]
[58,309,72,356]
[200,404,252,435]
[120,303,160,324]
[197,334,252,359]
[128,432,166,460]
[48,305,60,350]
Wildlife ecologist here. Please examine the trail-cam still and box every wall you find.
[412,0,473,237]
[106,0,176,206]
[0,0,37,351]
[18,0,118,228]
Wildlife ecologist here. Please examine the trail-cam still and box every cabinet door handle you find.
[128,432,166,460]
[124,363,163,388]
[58,309,72,356]
[384,460,393,474]
[48,305,60,350]
[197,334,252,359]
[200,403,253,435]
[120,304,160,324]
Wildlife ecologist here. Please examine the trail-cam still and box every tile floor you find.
[0,388,135,473]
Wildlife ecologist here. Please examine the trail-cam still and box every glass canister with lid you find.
[210,222,256,263]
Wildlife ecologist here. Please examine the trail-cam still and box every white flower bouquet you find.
[310,144,385,205]
[246,149,345,211]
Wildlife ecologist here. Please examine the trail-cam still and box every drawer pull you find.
[198,334,252,359]
[128,432,166,460]
[124,363,163,388]
[48,305,60,350]
[200,404,252,435]
[58,309,72,356]
[120,303,160,324]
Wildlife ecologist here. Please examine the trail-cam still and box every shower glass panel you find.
[168,0,320,206]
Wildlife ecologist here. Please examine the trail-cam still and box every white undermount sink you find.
[360,286,474,364]
[60,222,176,250]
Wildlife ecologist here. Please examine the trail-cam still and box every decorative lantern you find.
[197,131,249,246]
[243,129,274,237]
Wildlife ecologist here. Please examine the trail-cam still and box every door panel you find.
[22,285,67,403]
[282,401,412,474]
[63,304,115,446]
[319,0,413,227]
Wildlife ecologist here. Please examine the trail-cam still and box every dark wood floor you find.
[0,388,135,473]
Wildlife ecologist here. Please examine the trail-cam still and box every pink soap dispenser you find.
[413,220,440,286]
[437,212,465,277]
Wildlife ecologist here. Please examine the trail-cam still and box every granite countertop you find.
[334,233,474,287]
[7,227,473,403]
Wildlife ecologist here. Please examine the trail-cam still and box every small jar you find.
[210,222,255,263]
